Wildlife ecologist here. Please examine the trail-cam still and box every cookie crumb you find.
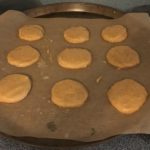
[96,76,102,83]
[102,60,107,64]
[39,111,43,115]
[42,97,46,100]
[49,53,53,63]
[37,59,47,68]
[43,76,49,80]
[64,133,69,138]
[1,68,6,71]
[46,49,50,54]
[20,114,24,117]
[36,107,40,112]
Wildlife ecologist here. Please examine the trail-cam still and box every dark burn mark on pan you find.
[47,121,57,132]
[90,128,96,136]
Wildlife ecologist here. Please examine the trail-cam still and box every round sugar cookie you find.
[51,79,88,108]
[57,48,92,69]
[101,25,127,43]
[64,26,89,43]
[107,79,148,114]
[0,74,31,103]
[106,46,140,69]
[7,45,40,67]
[19,25,44,41]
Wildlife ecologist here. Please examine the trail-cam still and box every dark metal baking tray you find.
[1,2,150,150]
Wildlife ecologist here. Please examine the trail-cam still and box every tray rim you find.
[24,2,124,18]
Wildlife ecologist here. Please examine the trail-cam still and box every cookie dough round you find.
[107,79,148,114]
[7,45,40,67]
[106,46,140,69]
[101,25,127,43]
[51,79,88,108]
[64,26,89,43]
[19,25,44,41]
[57,48,92,69]
[0,74,31,103]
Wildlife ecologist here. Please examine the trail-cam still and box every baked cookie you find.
[51,79,88,108]
[19,25,44,41]
[107,79,148,114]
[64,26,89,43]
[7,45,40,67]
[101,25,127,43]
[106,46,140,69]
[0,74,31,103]
[57,48,92,69]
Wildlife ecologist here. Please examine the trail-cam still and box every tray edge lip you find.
[24,2,124,18]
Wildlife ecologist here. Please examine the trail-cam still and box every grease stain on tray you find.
[90,128,96,136]
[47,121,57,132]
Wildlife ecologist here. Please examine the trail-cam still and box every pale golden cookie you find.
[101,25,127,43]
[0,74,31,103]
[106,46,140,69]
[57,48,92,69]
[107,79,148,114]
[51,79,88,108]
[7,45,40,67]
[64,26,89,43]
[19,25,44,41]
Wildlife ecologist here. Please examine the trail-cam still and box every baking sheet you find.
[0,10,150,142]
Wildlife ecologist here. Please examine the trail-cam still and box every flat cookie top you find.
[51,79,88,108]
[106,46,140,69]
[7,45,40,67]
[19,25,44,41]
[101,25,127,43]
[107,79,148,114]
[0,74,31,103]
[64,26,89,43]
[57,48,92,69]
